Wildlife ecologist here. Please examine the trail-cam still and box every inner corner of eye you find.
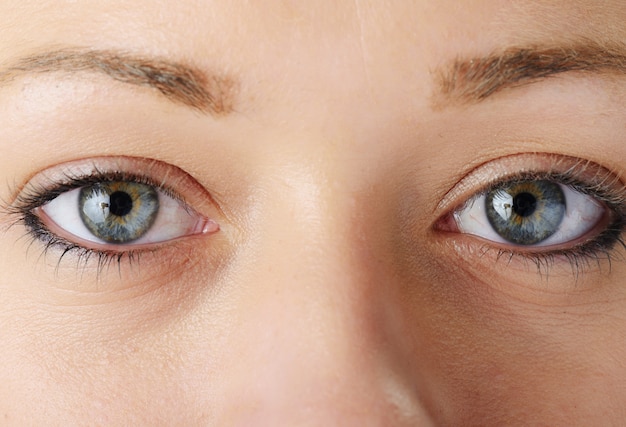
[432,211,460,233]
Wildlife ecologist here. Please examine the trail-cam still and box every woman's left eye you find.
[37,180,214,247]
[453,179,607,247]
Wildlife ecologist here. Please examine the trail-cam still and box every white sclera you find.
[454,184,605,247]
[40,186,208,246]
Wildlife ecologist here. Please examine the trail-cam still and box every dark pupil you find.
[109,191,133,217]
[512,192,537,217]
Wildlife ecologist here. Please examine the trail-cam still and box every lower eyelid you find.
[436,235,607,292]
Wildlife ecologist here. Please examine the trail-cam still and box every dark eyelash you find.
[2,169,182,276]
[4,158,626,279]
[21,212,151,278]
[464,168,626,278]
[483,170,626,210]
[491,220,625,280]
[14,168,184,208]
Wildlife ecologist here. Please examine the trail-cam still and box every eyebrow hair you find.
[0,48,237,115]
[435,42,626,107]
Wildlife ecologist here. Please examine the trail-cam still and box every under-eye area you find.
[1,156,220,275]
[434,153,626,276]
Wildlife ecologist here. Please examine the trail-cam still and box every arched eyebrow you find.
[0,48,237,115]
[434,42,626,107]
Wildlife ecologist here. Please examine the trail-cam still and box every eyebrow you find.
[0,48,237,115]
[435,42,626,107]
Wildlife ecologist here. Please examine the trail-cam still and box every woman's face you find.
[1,1,625,424]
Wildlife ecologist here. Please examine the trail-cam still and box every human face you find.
[0,1,625,425]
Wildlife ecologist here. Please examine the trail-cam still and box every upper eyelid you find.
[436,153,626,215]
[10,156,219,216]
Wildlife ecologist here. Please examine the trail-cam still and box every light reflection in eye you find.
[38,181,217,248]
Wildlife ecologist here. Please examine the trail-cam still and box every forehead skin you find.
[3,1,624,115]
[2,0,625,175]
[0,1,625,425]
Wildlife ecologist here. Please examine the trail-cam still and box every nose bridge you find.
[219,161,433,424]
[250,163,379,361]
[254,158,380,313]
[260,152,378,275]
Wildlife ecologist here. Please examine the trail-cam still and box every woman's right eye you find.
[37,179,218,248]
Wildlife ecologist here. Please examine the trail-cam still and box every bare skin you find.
[0,1,625,425]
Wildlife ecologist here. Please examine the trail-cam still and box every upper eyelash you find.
[12,167,185,210]
[3,155,625,279]
[464,169,626,215]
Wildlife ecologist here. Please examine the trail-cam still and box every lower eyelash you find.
[19,209,148,277]
[485,216,626,279]
[1,189,156,280]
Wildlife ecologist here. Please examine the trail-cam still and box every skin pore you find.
[0,0,625,425]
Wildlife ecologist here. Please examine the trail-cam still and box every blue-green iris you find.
[485,180,565,245]
[79,182,159,243]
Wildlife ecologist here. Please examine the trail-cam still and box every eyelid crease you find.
[436,153,626,215]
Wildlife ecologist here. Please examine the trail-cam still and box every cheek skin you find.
[395,248,626,424]
[0,220,233,423]
[0,263,229,424]
[394,199,626,424]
